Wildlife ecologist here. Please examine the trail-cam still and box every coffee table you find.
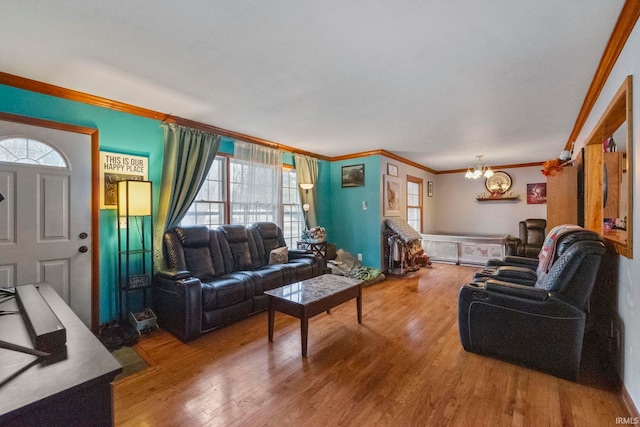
[265,274,363,357]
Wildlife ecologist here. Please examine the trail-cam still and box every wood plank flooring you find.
[114,264,631,426]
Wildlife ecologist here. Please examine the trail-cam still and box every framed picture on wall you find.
[387,163,398,177]
[427,181,433,197]
[527,183,547,204]
[384,175,401,216]
[99,151,149,209]
[342,164,365,187]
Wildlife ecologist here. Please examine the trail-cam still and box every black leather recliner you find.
[458,230,606,381]
[473,230,603,286]
[515,218,546,258]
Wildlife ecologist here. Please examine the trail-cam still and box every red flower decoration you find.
[541,159,563,176]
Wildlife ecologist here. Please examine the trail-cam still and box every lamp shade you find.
[118,180,152,216]
[300,183,314,190]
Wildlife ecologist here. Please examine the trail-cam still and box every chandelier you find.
[465,155,494,179]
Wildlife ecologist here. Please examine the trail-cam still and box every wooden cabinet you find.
[547,165,578,231]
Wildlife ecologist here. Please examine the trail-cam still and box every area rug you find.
[111,345,150,381]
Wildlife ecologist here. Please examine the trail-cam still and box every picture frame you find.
[387,163,398,177]
[342,164,365,187]
[99,151,149,209]
[527,183,547,204]
[384,175,401,216]
[427,181,433,197]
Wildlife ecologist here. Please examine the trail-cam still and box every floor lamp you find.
[117,180,154,343]
[300,183,314,230]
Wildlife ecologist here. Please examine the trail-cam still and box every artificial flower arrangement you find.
[541,159,563,176]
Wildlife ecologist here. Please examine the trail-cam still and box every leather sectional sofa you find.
[154,222,323,342]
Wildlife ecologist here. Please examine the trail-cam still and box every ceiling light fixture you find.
[465,155,494,179]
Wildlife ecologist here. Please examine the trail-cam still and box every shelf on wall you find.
[476,196,520,202]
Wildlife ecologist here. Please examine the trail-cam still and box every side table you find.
[296,240,327,257]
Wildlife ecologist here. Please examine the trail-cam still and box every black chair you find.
[473,229,602,285]
[515,219,547,258]
[458,230,606,380]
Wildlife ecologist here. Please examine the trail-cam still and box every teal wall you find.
[327,157,382,267]
[0,84,385,324]
[0,84,164,323]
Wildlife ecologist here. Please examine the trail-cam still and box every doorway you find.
[0,113,99,328]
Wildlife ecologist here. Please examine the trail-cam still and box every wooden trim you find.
[0,71,331,161]
[583,76,633,259]
[1,71,583,174]
[0,71,166,121]
[565,0,640,150]
[90,131,100,332]
[333,149,439,174]
[0,112,101,332]
[439,161,544,175]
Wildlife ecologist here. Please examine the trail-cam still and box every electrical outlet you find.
[362,201,368,210]
[357,253,363,261]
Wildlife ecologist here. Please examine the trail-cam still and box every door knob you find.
[79,246,88,253]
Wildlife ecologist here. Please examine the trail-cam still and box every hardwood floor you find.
[114,264,630,426]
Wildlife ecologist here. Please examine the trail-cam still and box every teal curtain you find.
[153,123,221,268]
[293,153,319,228]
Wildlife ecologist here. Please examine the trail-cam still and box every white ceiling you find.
[0,1,625,170]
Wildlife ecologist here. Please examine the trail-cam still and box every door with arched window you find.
[0,120,92,327]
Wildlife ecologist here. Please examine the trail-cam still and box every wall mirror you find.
[584,75,633,258]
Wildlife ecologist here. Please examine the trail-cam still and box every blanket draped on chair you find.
[538,224,583,273]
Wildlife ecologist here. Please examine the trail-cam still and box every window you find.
[183,155,301,237]
[0,137,67,167]
[282,168,304,247]
[407,176,423,232]
[182,156,227,228]
[230,158,281,225]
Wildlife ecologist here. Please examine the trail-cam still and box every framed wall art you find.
[100,151,148,209]
[527,183,547,204]
[387,163,398,177]
[427,181,433,197]
[342,164,365,187]
[384,175,401,216]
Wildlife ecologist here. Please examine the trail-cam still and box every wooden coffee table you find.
[265,274,363,357]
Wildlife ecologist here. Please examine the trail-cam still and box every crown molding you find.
[566,0,640,149]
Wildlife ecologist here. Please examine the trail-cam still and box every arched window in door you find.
[0,137,67,168]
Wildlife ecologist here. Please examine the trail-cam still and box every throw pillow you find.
[269,246,289,264]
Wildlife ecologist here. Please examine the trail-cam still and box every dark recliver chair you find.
[516,218,547,258]
[458,230,606,381]
[153,222,323,342]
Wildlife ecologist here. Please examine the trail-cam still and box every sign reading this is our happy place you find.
[100,151,149,209]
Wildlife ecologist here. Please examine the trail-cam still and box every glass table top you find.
[264,275,362,305]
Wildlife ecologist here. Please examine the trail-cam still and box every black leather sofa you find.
[154,222,323,342]
[458,230,606,380]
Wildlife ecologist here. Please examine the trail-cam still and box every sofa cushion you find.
[174,226,215,280]
[238,267,284,294]
[201,275,254,311]
[269,246,289,264]
[249,222,287,265]
[220,225,260,270]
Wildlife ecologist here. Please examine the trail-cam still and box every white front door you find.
[0,120,92,327]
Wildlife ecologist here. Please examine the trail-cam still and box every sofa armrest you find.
[493,266,537,285]
[153,273,202,342]
[156,268,191,280]
[484,279,548,301]
[288,248,313,257]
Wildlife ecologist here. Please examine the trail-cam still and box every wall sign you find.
[100,151,148,209]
